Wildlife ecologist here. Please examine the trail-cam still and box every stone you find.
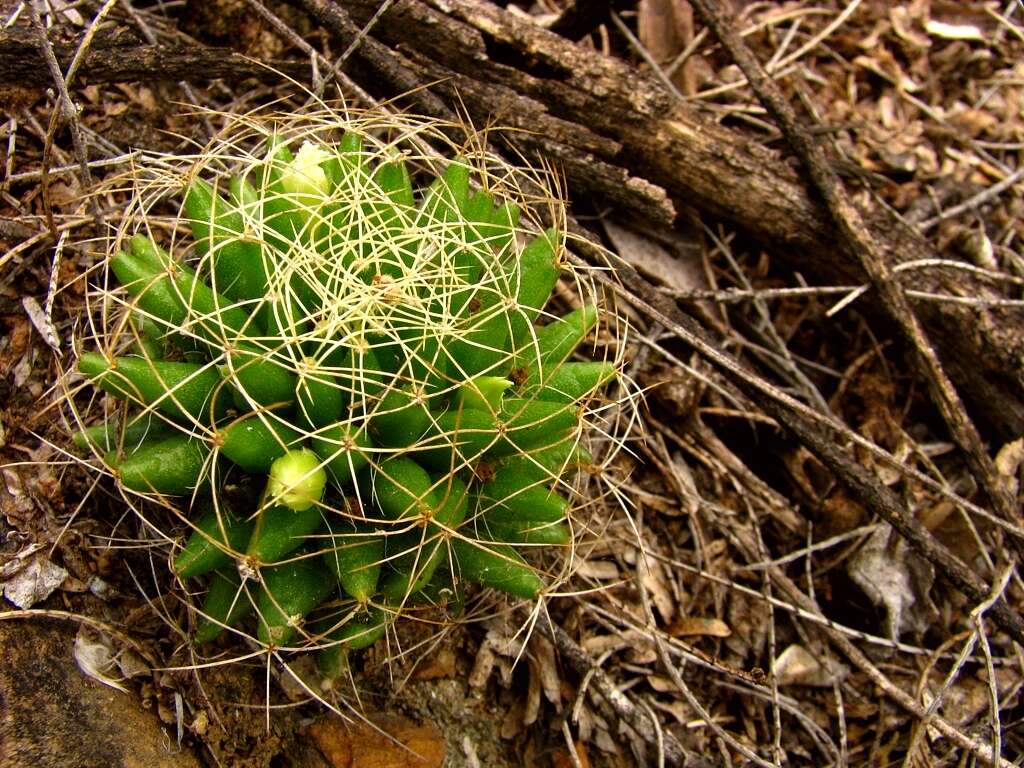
[0,620,200,768]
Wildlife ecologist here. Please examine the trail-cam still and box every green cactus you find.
[73,117,617,674]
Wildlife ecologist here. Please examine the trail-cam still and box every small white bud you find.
[280,141,331,200]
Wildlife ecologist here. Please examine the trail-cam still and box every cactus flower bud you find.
[267,448,327,511]
[280,141,331,201]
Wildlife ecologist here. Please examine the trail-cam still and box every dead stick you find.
[284,0,455,119]
[687,0,1021,540]
[0,26,308,85]
[573,250,1024,646]
[539,613,693,767]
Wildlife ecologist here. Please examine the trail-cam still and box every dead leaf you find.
[576,701,596,744]
[667,453,700,516]
[523,653,542,727]
[724,595,770,660]
[469,624,524,689]
[602,220,708,297]
[665,617,731,638]
[1,548,68,608]
[637,546,675,623]
[638,0,679,62]
[73,630,141,693]
[774,645,848,687]
[593,727,620,755]
[847,525,937,639]
[51,179,82,206]
[919,501,955,532]
[647,674,674,693]
[532,634,561,707]
[637,0,696,93]
[583,630,647,656]
[74,641,126,693]
[309,714,445,768]
[627,641,657,665]
[22,295,60,352]
[995,438,1024,496]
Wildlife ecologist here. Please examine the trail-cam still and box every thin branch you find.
[26,2,95,238]
[687,0,1022,545]
[919,165,1024,230]
[571,248,1024,645]
[539,613,694,767]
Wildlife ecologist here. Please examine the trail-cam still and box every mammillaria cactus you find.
[71,110,622,677]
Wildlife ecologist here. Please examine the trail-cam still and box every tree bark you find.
[0,25,307,90]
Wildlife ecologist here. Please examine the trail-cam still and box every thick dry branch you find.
[0,25,306,87]
[297,0,1024,441]
[287,0,677,225]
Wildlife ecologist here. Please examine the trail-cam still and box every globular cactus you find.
[71,110,620,677]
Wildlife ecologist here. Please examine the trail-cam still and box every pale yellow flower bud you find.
[280,141,330,200]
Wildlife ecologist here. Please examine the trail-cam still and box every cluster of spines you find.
[74,129,614,675]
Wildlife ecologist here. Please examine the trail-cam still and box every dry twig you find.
[687,0,1022,541]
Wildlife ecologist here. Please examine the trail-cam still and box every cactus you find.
[71,111,620,676]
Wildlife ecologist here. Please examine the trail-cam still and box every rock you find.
[0,619,200,768]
